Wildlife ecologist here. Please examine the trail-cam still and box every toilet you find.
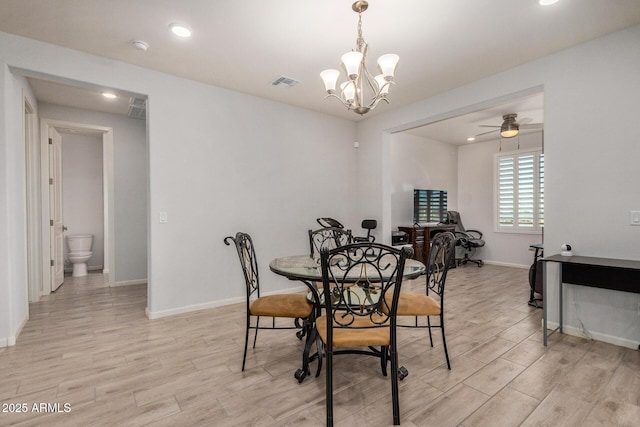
[67,234,93,277]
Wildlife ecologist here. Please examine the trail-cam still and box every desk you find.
[542,254,640,346]
[397,224,455,265]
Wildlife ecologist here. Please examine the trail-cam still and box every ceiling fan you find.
[476,113,543,139]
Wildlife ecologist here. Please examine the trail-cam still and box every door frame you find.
[24,94,40,303]
[38,118,115,295]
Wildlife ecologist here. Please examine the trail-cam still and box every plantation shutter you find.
[498,157,514,227]
[496,150,543,232]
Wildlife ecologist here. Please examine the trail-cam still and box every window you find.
[414,189,448,224]
[496,150,544,232]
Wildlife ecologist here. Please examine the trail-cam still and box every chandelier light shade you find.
[320,1,399,115]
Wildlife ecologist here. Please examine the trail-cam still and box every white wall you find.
[390,132,458,230]
[457,131,543,267]
[0,69,37,346]
[356,25,640,348]
[61,132,104,269]
[38,103,148,283]
[3,25,639,348]
[0,30,357,342]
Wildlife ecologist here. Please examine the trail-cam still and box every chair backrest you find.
[309,227,352,257]
[446,211,466,234]
[316,217,344,229]
[224,232,260,301]
[425,231,457,299]
[320,243,412,335]
[361,219,377,240]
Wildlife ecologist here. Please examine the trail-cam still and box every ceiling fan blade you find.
[521,123,544,129]
[517,117,533,125]
[479,125,500,128]
[476,129,499,137]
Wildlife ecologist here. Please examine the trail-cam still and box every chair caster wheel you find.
[398,366,409,380]
[294,368,308,383]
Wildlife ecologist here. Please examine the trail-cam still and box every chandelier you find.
[320,1,399,115]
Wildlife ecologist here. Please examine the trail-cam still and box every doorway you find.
[39,119,115,296]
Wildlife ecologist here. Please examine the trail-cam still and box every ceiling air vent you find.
[271,76,301,88]
[128,97,147,120]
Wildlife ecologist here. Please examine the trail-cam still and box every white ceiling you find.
[2,0,640,141]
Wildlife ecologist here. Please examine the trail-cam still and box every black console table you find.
[542,254,640,346]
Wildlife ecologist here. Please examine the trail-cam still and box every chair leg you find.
[390,344,401,425]
[427,316,434,347]
[380,346,388,377]
[326,347,333,427]
[252,316,260,348]
[315,335,324,378]
[441,313,451,370]
[242,314,251,371]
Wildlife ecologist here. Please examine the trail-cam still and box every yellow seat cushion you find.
[316,314,390,348]
[394,293,441,317]
[249,294,313,318]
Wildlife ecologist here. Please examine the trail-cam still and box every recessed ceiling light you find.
[170,23,191,38]
[537,0,559,5]
[466,137,476,142]
[132,40,149,51]
[102,92,118,99]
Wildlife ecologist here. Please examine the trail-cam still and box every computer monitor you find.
[413,189,448,225]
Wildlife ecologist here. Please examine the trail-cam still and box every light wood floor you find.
[1,265,639,426]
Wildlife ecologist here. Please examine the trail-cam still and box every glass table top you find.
[269,254,426,282]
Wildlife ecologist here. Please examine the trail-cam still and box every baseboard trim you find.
[113,279,147,287]
[145,283,309,320]
[1,313,29,347]
[545,321,640,350]
[483,260,529,269]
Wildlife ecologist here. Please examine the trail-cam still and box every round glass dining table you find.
[269,254,426,283]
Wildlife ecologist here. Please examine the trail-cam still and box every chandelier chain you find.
[356,13,365,52]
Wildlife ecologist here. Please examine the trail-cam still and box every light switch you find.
[159,211,168,224]
[631,211,640,226]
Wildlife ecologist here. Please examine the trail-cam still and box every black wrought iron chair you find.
[352,219,377,243]
[316,243,412,426]
[308,227,352,258]
[394,231,457,369]
[447,210,485,267]
[224,232,313,371]
[316,217,345,229]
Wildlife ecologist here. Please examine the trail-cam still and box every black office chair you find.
[352,219,377,243]
[447,211,485,267]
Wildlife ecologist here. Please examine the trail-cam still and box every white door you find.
[49,127,64,291]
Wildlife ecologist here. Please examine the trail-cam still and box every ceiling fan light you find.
[341,51,363,80]
[320,69,341,93]
[500,123,519,138]
[377,54,399,80]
